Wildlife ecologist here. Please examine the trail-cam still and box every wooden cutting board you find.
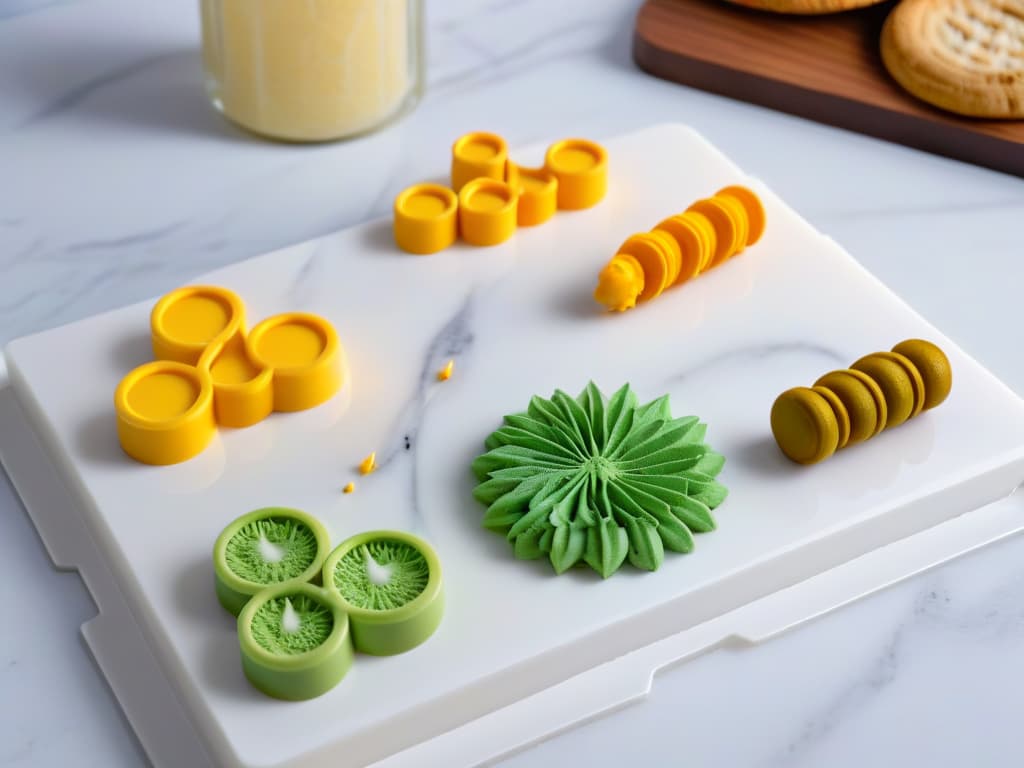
[633,0,1024,177]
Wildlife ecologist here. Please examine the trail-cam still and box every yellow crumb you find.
[358,452,377,475]
[437,359,455,381]
[343,482,355,494]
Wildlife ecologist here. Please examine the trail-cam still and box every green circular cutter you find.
[213,507,331,615]
[237,582,353,700]
[323,530,444,656]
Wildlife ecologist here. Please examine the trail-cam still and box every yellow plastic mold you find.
[115,285,343,465]
[393,183,458,255]
[506,163,558,227]
[458,178,518,246]
[151,285,247,365]
[544,138,608,210]
[114,360,217,466]
[247,313,342,412]
[451,131,508,192]
[393,132,609,254]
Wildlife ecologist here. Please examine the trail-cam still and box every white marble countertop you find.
[2,0,1023,766]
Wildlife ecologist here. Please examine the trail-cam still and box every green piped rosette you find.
[472,382,728,577]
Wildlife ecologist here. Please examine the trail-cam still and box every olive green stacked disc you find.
[771,339,951,465]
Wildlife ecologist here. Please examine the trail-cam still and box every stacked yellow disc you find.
[771,339,953,465]
[393,132,608,254]
[593,185,766,312]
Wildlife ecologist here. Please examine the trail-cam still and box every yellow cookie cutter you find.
[451,131,508,192]
[544,138,608,211]
[458,178,518,247]
[115,285,343,465]
[393,183,459,255]
[506,162,558,227]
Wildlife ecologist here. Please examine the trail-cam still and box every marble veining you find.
[13,51,184,130]
[2,0,1024,766]
[377,292,477,531]
[766,562,1024,767]
[769,623,906,765]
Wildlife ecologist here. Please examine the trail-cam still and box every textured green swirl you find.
[472,382,728,578]
[224,516,319,586]
[333,540,430,611]
[250,594,334,656]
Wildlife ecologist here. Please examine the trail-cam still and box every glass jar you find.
[199,0,424,142]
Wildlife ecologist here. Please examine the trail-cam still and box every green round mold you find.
[322,530,444,656]
[213,507,331,615]
[237,582,353,701]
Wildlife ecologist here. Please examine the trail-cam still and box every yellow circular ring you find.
[393,183,458,255]
[544,138,608,211]
[150,285,246,365]
[114,360,216,465]
[248,313,343,412]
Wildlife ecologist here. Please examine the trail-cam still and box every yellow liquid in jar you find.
[201,0,416,142]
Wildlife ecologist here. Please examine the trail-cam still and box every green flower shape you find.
[472,382,728,578]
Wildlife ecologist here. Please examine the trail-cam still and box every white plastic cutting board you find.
[4,125,1024,768]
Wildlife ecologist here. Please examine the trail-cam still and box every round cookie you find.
[891,339,953,410]
[851,354,916,430]
[881,0,1024,118]
[721,0,887,14]
[844,368,889,436]
[771,387,840,465]
[814,369,886,444]
[871,350,926,419]
[811,384,851,449]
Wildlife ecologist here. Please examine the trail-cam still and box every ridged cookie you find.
[722,0,887,14]
[881,0,1024,118]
